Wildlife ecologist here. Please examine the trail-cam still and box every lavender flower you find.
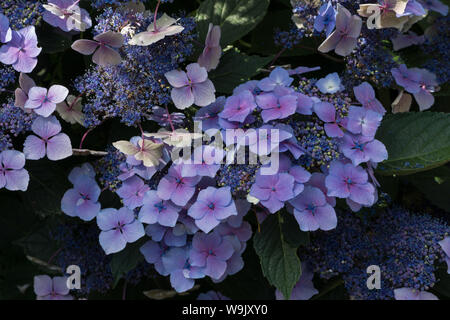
[34,275,73,300]
[43,0,92,32]
[188,186,237,233]
[23,116,72,161]
[157,164,201,206]
[0,149,29,191]
[116,175,149,210]
[0,13,12,43]
[198,23,221,71]
[97,207,145,254]
[165,63,216,109]
[0,26,41,73]
[24,85,69,117]
[139,190,181,227]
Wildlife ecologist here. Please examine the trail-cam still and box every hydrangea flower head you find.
[318,4,362,56]
[325,161,375,205]
[188,186,237,233]
[71,30,124,66]
[24,85,69,117]
[190,231,234,280]
[289,186,337,232]
[162,247,204,292]
[23,116,72,161]
[258,67,293,92]
[314,1,336,37]
[0,26,41,73]
[43,0,92,32]
[97,207,145,254]
[340,133,388,166]
[346,106,382,137]
[256,92,298,122]
[157,164,201,206]
[0,149,29,191]
[219,90,256,123]
[116,175,149,210]
[139,190,181,227]
[249,172,295,213]
[61,173,101,221]
[315,72,343,94]
[34,275,73,300]
[165,63,216,109]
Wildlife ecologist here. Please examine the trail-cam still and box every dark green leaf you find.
[280,212,310,247]
[404,166,450,212]
[376,112,450,176]
[209,47,271,93]
[253,213,302,299]
[110,239,145,287]
[196,0,271,46]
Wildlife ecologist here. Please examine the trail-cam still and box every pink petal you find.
[92,45,122,66]
[93,31,124,48]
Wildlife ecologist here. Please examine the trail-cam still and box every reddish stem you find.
[153,0,161,32]
[47,247,63,265]
[68,91,84,111]
[165,105,175,132]
[79,128,93,149]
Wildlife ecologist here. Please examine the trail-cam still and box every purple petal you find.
[71,39,99,55]
[47,133,72,160]
[171,86,195,109]
[23,135,46,160]
[92,45,121,66]
[99,229,127,254]
[193,80,216,107]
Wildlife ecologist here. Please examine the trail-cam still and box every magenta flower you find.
[116,175,150,210]
[198,23,221,71]
[256,92,298,122]
[353,82,386,115]
[0,26,41,73]
[157,164,201,206]
[61,175,101,221]
[190,231,234,280]
[289,186,337,232]
[318,4,362,56]
[43,0,92,32]
[71,30,124,66]
[313,101,344,138]
[258,67,293,92]
[0,13,12,43]
[188,186,237,233]
[23,116,72,161]
[346,106,382,137]
[394,288,438,300]
[0,150,29,191]
[34,275,73,300]
[24,85,69,117]
[249,172,295,213]
[325,161,375,206]
[218,90,256,123]
[165,63,216,109]
[139,190,181,227]
[275,265,318,300]
[97,207,145,254]
[14,73,36,109]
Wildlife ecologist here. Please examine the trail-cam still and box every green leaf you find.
[38,25,73,54]
[253,212,302,299]
[196,0,270,46]
[280,211,310,247]
[376,112,450,176]
[110,240,145,288]
[209,47,271,93]
[404,166,450,212]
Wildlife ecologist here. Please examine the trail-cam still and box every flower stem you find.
[79,128,93,149]
[153,0,161,32]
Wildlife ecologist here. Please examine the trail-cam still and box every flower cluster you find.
[74,6,196,127]
[302,207,449,300]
